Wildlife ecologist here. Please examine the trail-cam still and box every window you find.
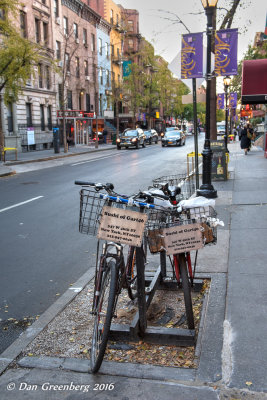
[128,20,134,32]
[26,103,32,127]
[86,93,90,112]
[67,90,73,109]
[47,105,52,130]
[20,11,27,38]
[99,38,102,55]
[75,57,80,78]
[99,68,103,85]
[63,16,68,35]
[42,0,46,4]
[38,63,43,88]
[117,48,120,58]
[93,64,96,82]
[91,33,95,52]
[106,69,109,85]
[111,44,114,56]
[116,14,119,25]
[45,66,50,89]
[99,94,103,115]
[112,71,115,83]
[118,74,120,83]
[35,19,40,43]
[40,105,45,131]
[128,39,134,50]
[105,42,109,58]
[65,53,70,72]
[7,103,13,133]
[110,9,113,25]
[73,23,78,39]
[56,41,61,59]
[83,28,87,46]
[43,22,48,46]
[54,0,59,18]
[84,60,88,76]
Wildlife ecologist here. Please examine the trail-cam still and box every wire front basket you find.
[152,174,195,201]
[79,189,106,235]
[145,206,217,253]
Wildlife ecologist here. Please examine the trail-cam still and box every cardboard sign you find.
[97,206,148,247]
[162,223,204,255]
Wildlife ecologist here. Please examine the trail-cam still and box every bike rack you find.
[109,248,202,346]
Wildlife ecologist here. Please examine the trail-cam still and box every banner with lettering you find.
[229,92,237,108]
[214,29,238,76]
[181,32,203,79]
[217,93,224,109]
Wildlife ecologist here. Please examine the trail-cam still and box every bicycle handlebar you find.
[75,181,114,192]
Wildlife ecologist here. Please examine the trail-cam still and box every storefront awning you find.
[241,59,267,104]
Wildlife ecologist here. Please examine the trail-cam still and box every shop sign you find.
[162,223,203,255]
[97,206,148,247]
[27,127,35,145]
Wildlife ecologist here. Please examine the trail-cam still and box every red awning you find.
[242,59,267,104]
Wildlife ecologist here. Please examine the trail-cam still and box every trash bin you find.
[53,127,60,153]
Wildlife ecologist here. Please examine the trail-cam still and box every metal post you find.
[193,78,199,189]
[136,247,147,337]
[197,7,217,199]
[224,85,229,152]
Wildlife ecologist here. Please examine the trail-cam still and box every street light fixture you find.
[223,75,231,153]
[197,0,218,199]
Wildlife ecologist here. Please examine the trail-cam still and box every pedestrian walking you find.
[102,128,108,144]
[240,123,254,155]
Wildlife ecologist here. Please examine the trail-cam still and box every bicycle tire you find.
[178,253,195,330]
[90,260,118,373]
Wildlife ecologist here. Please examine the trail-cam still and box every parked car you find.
[92,131,103,143]
[161,130,186,147]
[143,129,159,144]
[116,128,146,149]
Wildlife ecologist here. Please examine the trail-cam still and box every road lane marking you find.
[0,196,44,213]
[71,154,116,166]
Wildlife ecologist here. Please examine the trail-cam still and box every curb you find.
[3,146,116,166]
[0,170,16,178]
[0,268,95,376]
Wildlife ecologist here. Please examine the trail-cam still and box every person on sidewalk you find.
[102,128,108,144]
[240,123,254,155]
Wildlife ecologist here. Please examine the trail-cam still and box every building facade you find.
[3,0,57,151]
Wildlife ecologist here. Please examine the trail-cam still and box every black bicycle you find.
[75,181,153,373]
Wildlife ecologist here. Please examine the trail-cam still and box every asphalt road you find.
[0,135,203,353]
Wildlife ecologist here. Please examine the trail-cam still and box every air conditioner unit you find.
[65,81,68,87]
[66,71,70,76]
[75,38,79,44]
[58,61,63,67]
[85,76,90,81]
[56,17,61,25]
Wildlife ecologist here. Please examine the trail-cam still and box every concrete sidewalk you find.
[0,141,266,399]
[0,143,115,177]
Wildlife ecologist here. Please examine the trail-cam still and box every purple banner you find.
[229,92,237,108]
[215,29,238,76]
[181,32,203,79]
[217,93,224,109]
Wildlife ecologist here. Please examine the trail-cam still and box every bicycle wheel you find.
[90,260,118,373]
[178,253,195,330]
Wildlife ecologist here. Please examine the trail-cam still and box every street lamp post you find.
[223,76,231,153]
[197,0,218,199]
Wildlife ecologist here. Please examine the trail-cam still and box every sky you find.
[117,0,267,64]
